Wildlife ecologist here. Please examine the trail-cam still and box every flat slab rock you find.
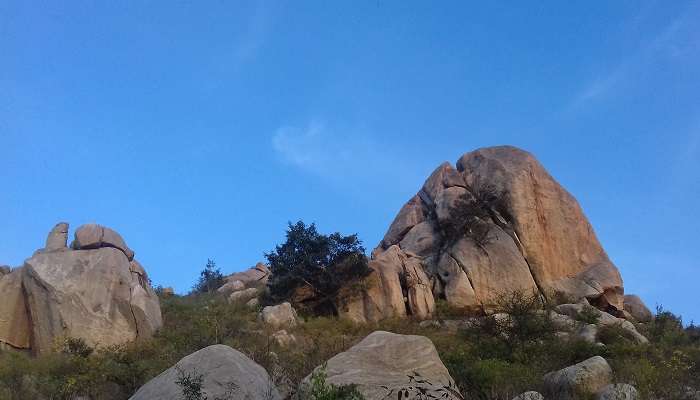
[301,331,462,400]
[130,344,280,400]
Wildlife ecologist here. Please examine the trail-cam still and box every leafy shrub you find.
[575,305,601,325]
[266,221,370,315]
[299,365,364,400]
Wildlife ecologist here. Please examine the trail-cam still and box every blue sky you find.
[2,1,698,322]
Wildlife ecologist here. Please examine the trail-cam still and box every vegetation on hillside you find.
[193,259,225,294]
[0,288,697,400]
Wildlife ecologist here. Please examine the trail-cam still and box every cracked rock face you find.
[0,223,162,354]
[340,146,624,322]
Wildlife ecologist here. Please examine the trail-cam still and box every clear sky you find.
[2,1,698,323]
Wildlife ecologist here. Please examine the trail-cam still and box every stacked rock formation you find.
[338,146,646,322]
[0,223,162,354]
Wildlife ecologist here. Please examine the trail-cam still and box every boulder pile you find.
[0,223,162,354]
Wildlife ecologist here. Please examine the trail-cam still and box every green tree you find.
[266,221,370,315]
[193,259,224,294]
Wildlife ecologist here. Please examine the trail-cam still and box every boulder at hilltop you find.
[130,344,280,400]
[340,146,625,322]
[72,223,135,261]
[300,331,462,400]
[224,262,270,286]
[0,223,162,354]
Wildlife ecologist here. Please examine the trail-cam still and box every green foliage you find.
[301,365,364,400]
[193,259,224,294]
[1,292,698,400]
[575,305,601,325]
[266,221,370,315]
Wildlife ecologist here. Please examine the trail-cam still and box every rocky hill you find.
[338,146,636,322]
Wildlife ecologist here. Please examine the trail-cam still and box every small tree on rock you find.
[266,221,370,315]
[193,259,225,294]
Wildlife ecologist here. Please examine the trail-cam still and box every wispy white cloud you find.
[570,3,699,109]
[271,119,424,192]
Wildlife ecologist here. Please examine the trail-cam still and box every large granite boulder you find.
[300,331,462,400]
[623,295,653,322]
[129,344,280,400]
[224,262,270,286]
[340,146,625,322]
[0,223,162,354]
[260,302,298,329]
[543,356,613,400]
[72,223,135,261]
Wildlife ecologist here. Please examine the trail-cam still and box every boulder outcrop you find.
[129,344,280,400]
[300,331,462,400]
[340,146,626,322]
[623,295,653,322]
[0,223,162,354]
[224,262,270,286]
[543,356,612,400]
[260,302,298,329]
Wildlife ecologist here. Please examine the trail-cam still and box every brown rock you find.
[342,146,626,323]
[224,262,270,286]
[623,294,653,322]
[0,223,162,354]
[45,222,69,251]
[73,223,135,261]
[0,269,31,349]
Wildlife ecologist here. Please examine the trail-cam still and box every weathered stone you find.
[224,262,270,286]
[512,392,544,400]
[22,247,162,353]
[543,356,613,400]
[260,302,298,329]
[161,287,174,297]
[300,331,461,400]
[597,383,639,400]
[217,279,245,294]
[73,223,135,261]
[246,297,260,308]
[623,295,653,323]
[45,222,69,251]
[129,344,280,400]
[229,287,259,304]
[346,146,627,323]
[0,223,161,354]
[578,324,599,343]
[0,265,10,276]
[0,269,31,349]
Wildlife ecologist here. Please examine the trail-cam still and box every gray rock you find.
[246,297,260,309]
[543,356,612,400]
[229,287,259,304]
[260,302,298,329]
[129,344,280,400]
[217,279,245,294]
[597,383,639,400]
[0,265,10,276]
[225,263,271,286]
[578,324,599,343]
[300,331,461,400]
[45,222,69,251]
[512,391,544,400]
